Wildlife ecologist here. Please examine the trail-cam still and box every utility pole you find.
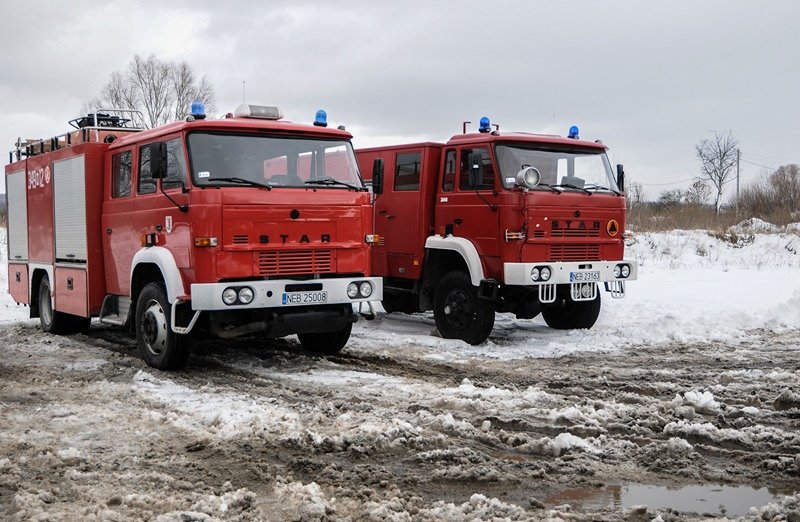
[736,148,740,215]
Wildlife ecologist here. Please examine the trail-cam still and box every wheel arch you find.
[421,237,484,310]
[29,266,54,319]
[130,247,186,306]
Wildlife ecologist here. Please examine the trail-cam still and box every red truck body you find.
[6,106,381,369]
[356,122,636,344]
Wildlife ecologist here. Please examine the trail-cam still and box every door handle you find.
[386,215,396,220]
[106,228,112,234]
[454,218,463,225]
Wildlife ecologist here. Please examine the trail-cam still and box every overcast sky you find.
[1,1,798,199]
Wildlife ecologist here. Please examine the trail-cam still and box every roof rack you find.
[9,108,144,163]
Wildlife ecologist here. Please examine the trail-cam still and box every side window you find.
[163,138,187,190]
[138,145,156,194]
[459,147,494,191]
[111,150,132,198]
[394,152,421,191]
[442,149,456,192]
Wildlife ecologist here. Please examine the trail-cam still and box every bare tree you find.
[695,130,739,213]
[85,54,216,128]
[684,179,711,206]
[626,181,646,210]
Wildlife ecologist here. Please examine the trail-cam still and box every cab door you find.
[435,146,501,259]
[103,149,136,295]
[374,150,425,279]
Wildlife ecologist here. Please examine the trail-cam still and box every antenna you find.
[242,81,246,103]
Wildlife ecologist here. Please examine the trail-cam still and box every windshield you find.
[495,144,617,192]
[187,132,364,189]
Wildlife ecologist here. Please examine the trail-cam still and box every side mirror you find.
[372,158,385,195]
[468,152,483,188]
[150,142,167,179]
[616,164,625,193]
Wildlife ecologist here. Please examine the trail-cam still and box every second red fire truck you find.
[6,104,381,369]
[356,118,637,345]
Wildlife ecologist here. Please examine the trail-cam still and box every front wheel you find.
[135,282,190,370]
[541,285,601,330]
[433,271,495,345]
[298,322,352,355]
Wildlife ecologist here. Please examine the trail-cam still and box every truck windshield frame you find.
[186,131,365,189]
[495,144,618,192]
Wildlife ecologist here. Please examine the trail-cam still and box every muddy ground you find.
[1,316,799,521]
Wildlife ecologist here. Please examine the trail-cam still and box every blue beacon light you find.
[314,109,328,127]
[479,116,491,133]
[568,125,579,139]
[191,100,206,120]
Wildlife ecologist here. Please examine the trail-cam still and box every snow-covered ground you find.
[1,225,799,521]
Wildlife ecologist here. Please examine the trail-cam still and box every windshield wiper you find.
[584,183,623,196]
[548,183,592,195]
[211,177,272,190]
[304,177,365,191]
[534,183,563,193]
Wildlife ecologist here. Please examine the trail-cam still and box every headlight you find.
[347,282,359,299]
[613,265,621,278]
[222,288,238,305]
[238,287,254,304]
[530,267,540,282]
[540,266,551,281]
[359,282,373,298]
[621,264,631,278]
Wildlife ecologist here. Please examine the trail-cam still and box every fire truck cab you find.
[356,119,636,345]
[6,105,381,369]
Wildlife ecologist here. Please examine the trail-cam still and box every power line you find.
[740,158,777,171]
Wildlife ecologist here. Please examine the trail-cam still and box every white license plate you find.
[570,271,600,282]
[282,291,328,305]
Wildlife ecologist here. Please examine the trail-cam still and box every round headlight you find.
[222,288,238,305]
[530,267,540,282]
[613,265,621,278]
[238,287,254,304]
[581,284,592,298]
[516,166,541,188]
[359,281,373,298]
[621,264,631,278]
[540,266,551,281]
[347,282,359,299]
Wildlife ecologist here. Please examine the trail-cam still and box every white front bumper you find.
[503,260,638,286]
[190,276,383,311]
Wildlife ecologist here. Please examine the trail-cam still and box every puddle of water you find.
[545,483,789,516]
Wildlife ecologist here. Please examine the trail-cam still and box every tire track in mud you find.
[3,321,800,519]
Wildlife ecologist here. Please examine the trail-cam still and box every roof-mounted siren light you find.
[478,116,491,133]
[191,100,206,120]
[233,103,284,120]
[314,109,328,127]
[568,125,579,139]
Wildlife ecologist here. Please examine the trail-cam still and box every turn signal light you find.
[194,237,218,247]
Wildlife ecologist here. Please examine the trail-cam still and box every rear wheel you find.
[38,275,73,334]
[298,322,352,355]
[135,282,190,370]
[542,285,601,330]
[433,271,495,345]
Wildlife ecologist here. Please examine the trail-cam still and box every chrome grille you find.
[257,250,333,276]
[548,244,600,262]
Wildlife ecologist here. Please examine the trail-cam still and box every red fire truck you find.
[356,118,636,345]
[6,104,381,369]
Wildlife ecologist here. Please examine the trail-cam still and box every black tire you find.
[541,285,601,330]
[433,271,495,345]
[135,282,190,370]
[38,276,73,334]
[298,322,352,355]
